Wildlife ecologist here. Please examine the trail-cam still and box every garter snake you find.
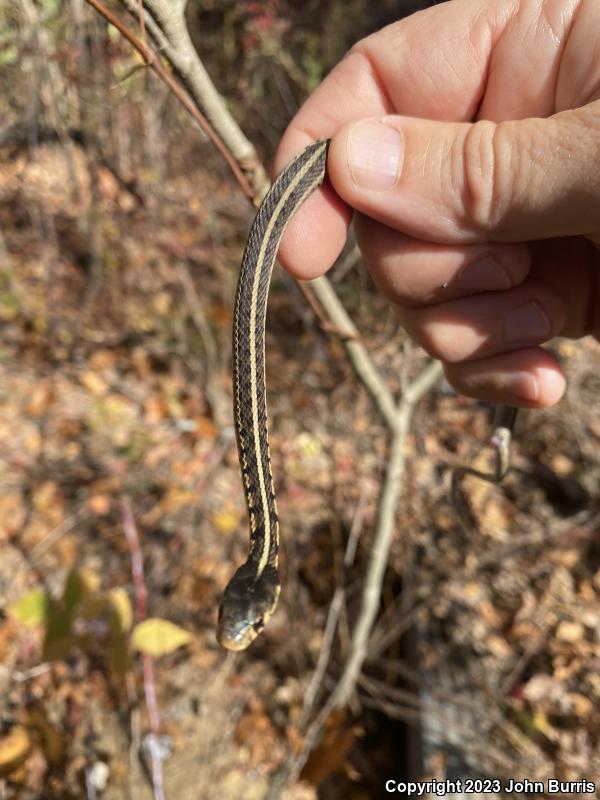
[216,138,518,650]
[217,139,330,650]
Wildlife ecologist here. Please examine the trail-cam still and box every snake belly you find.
[217,139,330,651]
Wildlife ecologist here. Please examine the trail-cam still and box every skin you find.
[274,0,600,408]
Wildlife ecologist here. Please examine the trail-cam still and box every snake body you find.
[217,139,330,650]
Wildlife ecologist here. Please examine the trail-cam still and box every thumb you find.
[327,104,600,245]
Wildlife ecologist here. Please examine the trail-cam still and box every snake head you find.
[217,563,281,651]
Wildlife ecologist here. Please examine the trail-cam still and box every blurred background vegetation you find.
[1,1,600,798]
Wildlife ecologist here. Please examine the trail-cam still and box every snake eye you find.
[252,617,264,633]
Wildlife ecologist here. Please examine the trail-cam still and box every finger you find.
[326,105,600,246]
[354,214,531,306]
[273,179,352,280]
[273,0,502,279]
[399,278,565,364]
[528,237,600,339]
[444,348,566,408]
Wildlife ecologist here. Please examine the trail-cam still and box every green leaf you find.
[131,618,191,657]
[8,589,50,627]
[107,635,131,674]
[62,570,86,614]
[0,45,17,66]
[42,604,74,661]
[109,588,133,632]
[62,568,99,615]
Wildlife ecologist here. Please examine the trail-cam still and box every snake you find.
[217,139,331,650]
[216,137,518,650]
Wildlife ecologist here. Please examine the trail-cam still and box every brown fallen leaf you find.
[0,490,26,540]
[90,348,118,371]
[25,703,66,767]
[235,703,283,768]
[567,692,593,719]
[555,620,585,643]
[79,370,109,397]
[0,725,33,777]
[300,709,363,787]
[144,392,169,424]
[26,379,54,416]
[88,494,112,516]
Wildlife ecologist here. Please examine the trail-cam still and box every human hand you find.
[274,0,600,408]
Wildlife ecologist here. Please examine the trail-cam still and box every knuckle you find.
[408,314,466,364]
[442,363,467,395]
[458,119,515,235]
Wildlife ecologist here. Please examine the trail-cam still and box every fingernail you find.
[508,372,539,403]
[507,368,565,405]
[504,301,550,344]
[347,120,403,190]
[455,256,512,293]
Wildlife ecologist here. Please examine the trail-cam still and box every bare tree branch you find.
[125,0,269,195]
[332,360,442,708]
[84,0,254,200]
[308,276,398,429]
[269,361,442,794]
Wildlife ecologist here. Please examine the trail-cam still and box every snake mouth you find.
[216,617,262,651]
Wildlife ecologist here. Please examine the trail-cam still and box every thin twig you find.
[296,281,359,340]
[309,276,399,429]
[345,484,369,570]
[175,262,228,427]
[298,589,344,732]
[122,0,269,197]
[122,499,148,622]
[299,486,368,731]
[333,360,442,708]
[121,499,165,800]
[29,512,79,558]
[136,0,145,45]
[83,0,254,201]
[451,404,518,531]
[367,596,426,660]
[332,244,361,283]
[175,263,218,369]
[84,766,97,800]
[12,663,52,682]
